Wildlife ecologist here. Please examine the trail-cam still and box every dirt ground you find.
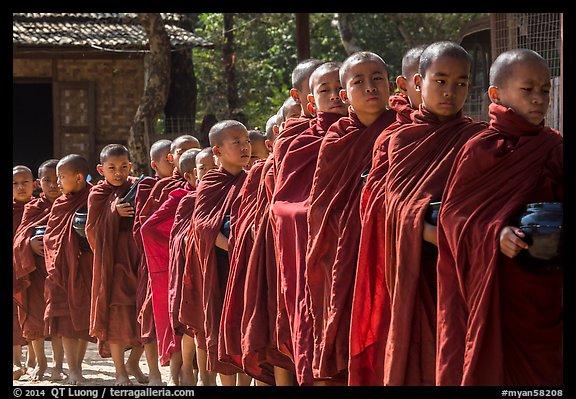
[12,341,222,387]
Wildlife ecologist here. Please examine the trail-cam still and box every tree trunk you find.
[128,13,171,175]
[223,13,244,124]
[333,13,363,55]
[296,13,311,61]
[388,13,415,48]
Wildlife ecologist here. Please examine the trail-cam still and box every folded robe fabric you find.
[270,111,346,384]
[43,184,95,341]
[13,198,33,346]
[86,177,141,358]
[219,160,267,381]
[132,176,159,344]
[304,108,396,381]
[141,182,193,365]
[13,195,53,341]
[191,167,247,374]
[436,103,563,385]
[381,107,486,385]
[349,94,416,385]
[240,154,295,380]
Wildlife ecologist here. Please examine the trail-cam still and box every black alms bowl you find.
[425,201,442,226]
[73,210,88,238]
[518,202,563,262]
[33,225,47,238]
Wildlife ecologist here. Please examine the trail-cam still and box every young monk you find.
[436,48,562,386]
[138,134,200,383]
[13,159,66,382]
[85,144,147,386]
[132,138,173,386]
[13,165,37,380]
[380,41,487,386]
[349,44,426,385]
[179,147,218,386]
[218,128,270,385]
[274,96,303,136]
[189,120,250,386]
[43,154,96,385]
[270,60,350,385]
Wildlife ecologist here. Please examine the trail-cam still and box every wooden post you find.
[296,13,310,61]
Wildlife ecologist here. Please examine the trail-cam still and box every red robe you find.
[167,187,197,355]
[136,169,187,345]
[270,111,346,384]
[43,184,95,341]
[141,182,193,365]
[13,195,53,341]
[13,198,32,346]
[240,154,295,379]
[305,108,396,381]
[86,177,141,358]
[191,167,247,374]
[382,107,486,385]
[436,103,563,385]
[218,160,266,380]
[132,176,159,344]
[349,94,416,385]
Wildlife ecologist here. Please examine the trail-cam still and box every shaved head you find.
[277,96,301,124]
[418,41,471,78]
[265,114,278,142]
[100,143,130,163]
[38,159,59,178]
[402,44,428,77]
[308,61,342,92]
[150,139,172,162]
[208,120,248,146]
[179,148,201,175]
[57,154,89,177]
[490,48,549,87]
[13,164,33,177]
[171,135,201,153]
[292,58,324,91]
[340,51,389,85]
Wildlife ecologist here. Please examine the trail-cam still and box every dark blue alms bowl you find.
[518,202,563,262]
[73,210,88,238]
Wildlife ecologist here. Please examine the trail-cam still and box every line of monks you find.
[13,41,562,387]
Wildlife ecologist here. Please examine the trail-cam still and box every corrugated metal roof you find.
[13,13,214,51]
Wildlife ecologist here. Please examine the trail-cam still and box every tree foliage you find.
[191,13,487,131]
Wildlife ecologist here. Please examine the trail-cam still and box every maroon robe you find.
[436,103,563,385]
[141,183,193,365]
[133,176,159,344]
[218,160,266,380]
[304,108,396,382]
[13,195,53,341]
[240,154,295,379]
[270,111,346,385]
[43,184,95,341]
[382,107,486,385]
[86,177,141,358]
[191,167,247,374]
[349,94,416,385]
[13,198,32,346]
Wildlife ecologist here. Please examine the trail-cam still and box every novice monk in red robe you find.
[302,53,396,385]
[174,148,218,386]
[240,115,296,387]
[190,120,250,386]
[381,42,486,386]
[86,144,148,386]
[13,159,65,382]
[43,154,96,385]
[218,130,269,385]
[179,147,218,386]
[13,165,37,380]
[436,49,563,386]
[349,45,425,386]
[270,61,349,385]
[141,136,200,385]
[133,138,173,385]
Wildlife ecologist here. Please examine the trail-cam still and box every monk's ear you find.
[34,178,40,190]
[193,168,199,180]
[167,153,175,164]
[413,73,423,92]
[128,162,133,173]
[212,145,221,157]
[96,164,105,176]
[150,160,158,171]
[265,139,273,152]
[184,171,195,185]
[395,75,408,94]
[307,94,317,116]
[273,125,280,136]
[487,85,500,104]
[339,88,349,104]
[290,88,301,104]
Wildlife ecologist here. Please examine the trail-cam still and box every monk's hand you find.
[250,223,255,240]
[115,199,135,217]
[29,235,45,257]
[422,221,438,246]
[499,226,529,258]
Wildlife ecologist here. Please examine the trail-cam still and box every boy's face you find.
[56,164,84,194]
[416,56,470,121]
[194,153,218,181]
[13,170,34,202]
[97,155,132,187]
[214,127,251,170]
[340,59,390,118]
[309,69,348,116]
[247,140,270,169]
[39,167,61,202]
[489,61,550,126]
[152,150,174,178]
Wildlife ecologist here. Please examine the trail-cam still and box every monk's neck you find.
[222,164,244,176]
[355,109,386,127]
